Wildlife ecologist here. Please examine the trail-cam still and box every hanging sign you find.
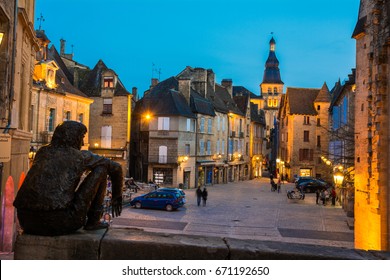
[0,134,11,162]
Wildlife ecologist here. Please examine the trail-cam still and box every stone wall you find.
[353,0,390,251]
[13,228,390,260]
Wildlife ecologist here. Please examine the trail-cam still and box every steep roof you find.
[39,46,88,98]
[250,103,266,125]
[315,82,331,103]
[138,76,214,118]
[215,84,244,116]
[286,87,320,115]
[233,95,249,115]
[233,86,258,99]
[262,37,284,85]
[79,59,130,97]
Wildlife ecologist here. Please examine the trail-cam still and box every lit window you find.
[273,99,278,107]
[158,117,169,130]
[103,77,114,88]
[268,99,273,107]
[101,125,112,148]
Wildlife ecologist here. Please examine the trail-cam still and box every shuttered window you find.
[101,125,112,148]
[299,149,313,161]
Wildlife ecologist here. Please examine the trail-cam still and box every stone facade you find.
[278,85,331,182]
[0,0,39,252]
[30,31,93,154]
[78,60,132,177]
[353,0,390,251]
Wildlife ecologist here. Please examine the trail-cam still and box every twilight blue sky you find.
[35,0,359,96]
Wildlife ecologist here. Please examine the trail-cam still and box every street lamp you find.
[333,170,344,187]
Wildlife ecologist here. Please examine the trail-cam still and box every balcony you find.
[148,155,178,164]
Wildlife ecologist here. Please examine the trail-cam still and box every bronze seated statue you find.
[13,121,123,236]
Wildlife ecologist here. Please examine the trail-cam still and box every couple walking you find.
[196,186,208,206]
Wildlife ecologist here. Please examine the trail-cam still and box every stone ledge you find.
[14,228,390,260]
[14,229,106,260]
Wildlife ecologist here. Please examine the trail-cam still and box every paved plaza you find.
[113,177,354,249]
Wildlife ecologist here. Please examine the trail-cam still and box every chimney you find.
[150,78,159,90]
[222,79,233,98]
[207,69,215,94]
[178,78,191,105]
[132,87,138,100]
[60,38,66,56]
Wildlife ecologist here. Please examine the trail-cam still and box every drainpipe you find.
[194,118,198,188]
[5,0,18,132]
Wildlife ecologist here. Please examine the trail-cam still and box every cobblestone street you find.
[113,177,354,249]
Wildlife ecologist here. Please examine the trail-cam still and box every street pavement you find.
[113,177,354,249]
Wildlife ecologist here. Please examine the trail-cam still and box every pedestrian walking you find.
[277,177,281,193]
[202,187,208,206]
[315,189,320,204]
[196,186,202,206]
[331,187,336,206]
[320,189,326,205]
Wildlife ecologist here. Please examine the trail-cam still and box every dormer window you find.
[33,60,59,89]
[103,77,114,88]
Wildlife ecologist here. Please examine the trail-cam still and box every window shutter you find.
[299,149,303,161]
[309,149,313,161]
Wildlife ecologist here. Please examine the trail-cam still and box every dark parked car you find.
[130,190,184,211]
[296,179,329,193]
[156,188,186,204]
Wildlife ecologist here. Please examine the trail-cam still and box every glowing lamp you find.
[333,170,344,187]
[0,32,4,46]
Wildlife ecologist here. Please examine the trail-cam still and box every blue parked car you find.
[130,190,184,211]
[156,188,186,204]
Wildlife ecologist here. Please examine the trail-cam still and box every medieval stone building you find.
[278,84,331,182]
[0,0,38,252]
[352,0,390,251]
[30,31,93,155]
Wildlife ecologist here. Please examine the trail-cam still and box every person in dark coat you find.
[196,186,202,206]
[316,189,320,204]
[13,121,123,236]
[202,187,208,206]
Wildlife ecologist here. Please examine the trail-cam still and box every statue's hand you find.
[111,196,122,217]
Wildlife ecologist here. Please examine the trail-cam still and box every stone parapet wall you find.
[14,228,390,260]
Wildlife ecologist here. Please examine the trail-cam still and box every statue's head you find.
[51,121,87,150]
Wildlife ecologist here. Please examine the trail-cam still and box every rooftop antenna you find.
[156,68,162,80]
[37,13,45,30]
[151,63,155,79]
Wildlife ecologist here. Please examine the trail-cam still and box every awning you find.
[197,160,216,166]
[91,148,124,158]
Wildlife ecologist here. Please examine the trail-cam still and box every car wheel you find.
[165,204,173,211]
[135,202,142,209]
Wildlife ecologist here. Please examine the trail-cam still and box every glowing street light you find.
[333,170,344,187]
